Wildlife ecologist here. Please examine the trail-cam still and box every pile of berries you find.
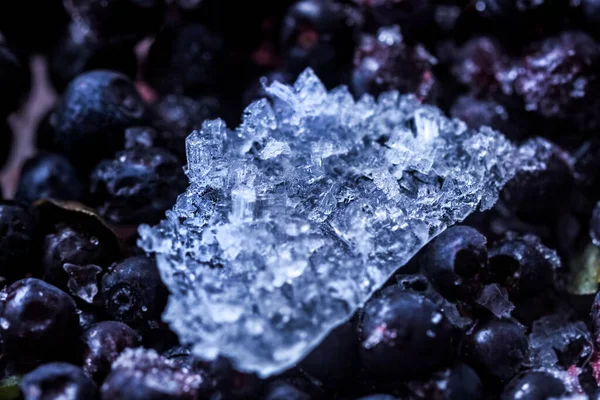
[1,0,600,399]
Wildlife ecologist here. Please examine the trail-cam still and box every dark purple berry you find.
[15,152,84,203]
[0,43,31,116]
[461,318,529,383]
[42,71,149,172]
[450,36,512,95]
[358,287,454,380]
[48,21,138,92]
[352,25,437,101]
[0,279,80,365]
[500,371,566,400]
[0,119,13,170]
[100,256,167,329]
[144,24,226,96]
[89,146,186,225]
[81,321,141,383]
[20,362,97,400]
[514,31,600,132]
[418,225,487,300]
[63,0,166,42]
[100,348,207,400]
[281,0,360,87]
[356,396,398,400]
[0,202,37,282]
[406,363,484,400]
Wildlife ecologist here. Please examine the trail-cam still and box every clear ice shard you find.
[139,68,521,377]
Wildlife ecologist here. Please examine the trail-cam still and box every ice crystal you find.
[139,68,521,376]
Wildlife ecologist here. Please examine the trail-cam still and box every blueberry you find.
[590,291,600,347]
[406,362,484,400]
[355,395,398,400]
[63,0,166,42]
[500,371,566,400]
[144,24,226,96]
[15,152,84,203]
[488,233,559,299]
[352,26,437,101]
[42,223,118,292]
[100,348,208,400]
[0,279,80,366]
[513,31,600,132]
[0,202,37,282]
[263,381,311,400]
[0,43,31,117]
[48,21,138,92]
[299,321,360,387]
[78,306,102,332]
[461,318,529,383]
[81,321,141,383]
[100,256,167,329]
[358,287,454,380]
[20,362,97,400]
[0,119,13,170]
[418,225,487,300]
[197,356,263,399]
[42,71,149,172]
[281,0,360,87]
[89,146,186,225]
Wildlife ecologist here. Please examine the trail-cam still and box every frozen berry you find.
[514,31,600,132]
[100,256,167,329]
[42,70,148,172]
[15,152,84,203]
[418,225,488,300]
[0,202,37,282]
[0,43,31,116]
[500,371,566,400]
[359,287,454,380]
[81,321,141,383]
[89,146,186,225]
[352,25,437,101]
[63,0,166,42]
[281,0,360,87]
[20,362,97,400]
[144,24,226,96]
[100,348,207,400]
[48,22,138,92]
[406,362,484,400]
[461,318,529,383]
[0,279,80,365]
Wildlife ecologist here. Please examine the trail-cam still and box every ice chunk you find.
[63,263,102,304]
[139,68,521,377]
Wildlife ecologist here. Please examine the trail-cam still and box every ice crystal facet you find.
[139,68,519,377]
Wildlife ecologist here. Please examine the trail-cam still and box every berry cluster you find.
[1,0,600,399]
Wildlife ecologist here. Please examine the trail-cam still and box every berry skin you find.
[144,24,226,97]
[352,25,437,101]
[406,362,484,400]
[81,321,141,383]
[20,362,98,400]
[48,22,138,92]
[15,152,84,203]
[0,43,31,117]
[0,279,80,366]
[0,119,13,169]
[0,202,37,282]
[281,0,360,87]
[100,348,207,400]
[358,287,454,381]
[461,318,529,383]
[418,225,488,301]
[500,371,566,400]
[513,31,600,132]
[63,0,166,42]
[41,70,149,173]
[89,146,187,225]
[100,256,168,329]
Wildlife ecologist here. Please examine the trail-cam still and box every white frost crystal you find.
[139,69,519,377]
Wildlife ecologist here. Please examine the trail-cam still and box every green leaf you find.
[569,243,600,295]
[0,375,20,400]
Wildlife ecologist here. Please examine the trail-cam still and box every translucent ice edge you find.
[139,68,541,377]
